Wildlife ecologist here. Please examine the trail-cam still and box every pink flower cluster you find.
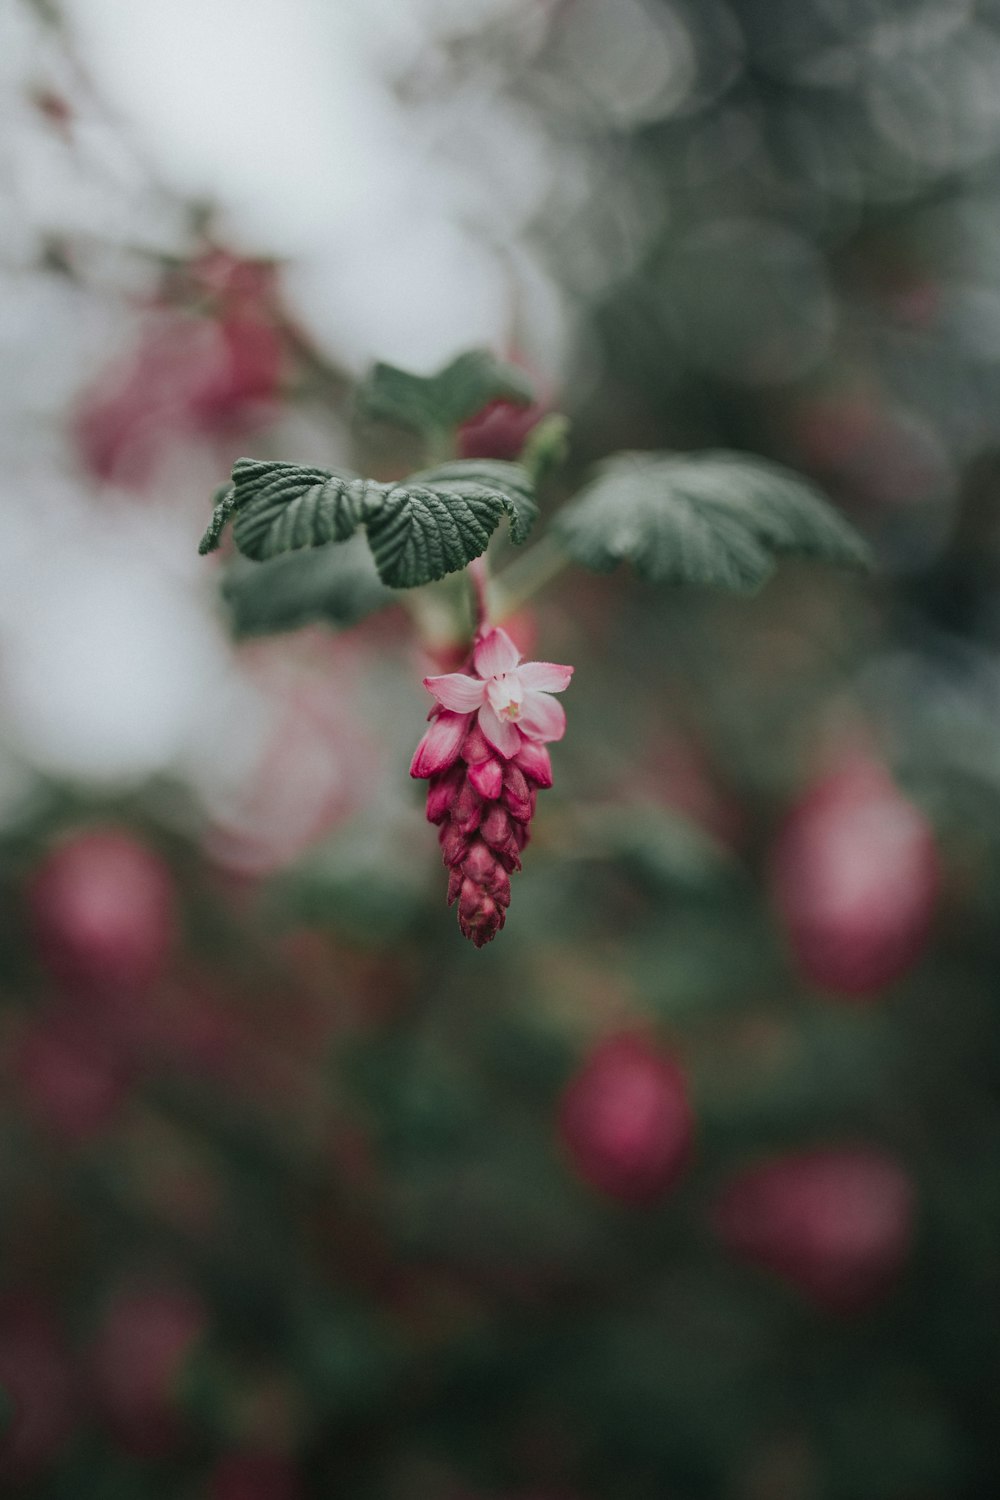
[410,627,572,946]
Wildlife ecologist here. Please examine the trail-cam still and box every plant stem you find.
[490,533,571,619]
[397,584,464,652]
[468,557,490,634]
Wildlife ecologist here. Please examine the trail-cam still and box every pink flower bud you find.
[458,881,505,946]
[410,710,470,778]
[453,782,485,837]
[461,723,493,765]
[439,822,470,869]
[501,764,533,820]
[480,804,513,851]
[426,765,464,824]
[515,740,553,788]
[458,878,486,920]
[461,841,499,883]
[457,398,546,462]
[468,757,503,800]
[462,842,512,905]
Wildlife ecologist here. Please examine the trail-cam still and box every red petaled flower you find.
[410,626,573,946]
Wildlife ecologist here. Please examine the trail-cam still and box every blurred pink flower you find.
[26,827,178,997]
[769,757,939,996]
[557,1033,693,1204]
[73,250,285,488]
[711,1146,916,1312]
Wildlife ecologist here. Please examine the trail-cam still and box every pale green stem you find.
[397,584,465,653]
[468,556,490,634]
[425,425,456,468]
[489,532,572,620]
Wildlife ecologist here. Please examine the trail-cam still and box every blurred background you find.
[2,0,1000,1495]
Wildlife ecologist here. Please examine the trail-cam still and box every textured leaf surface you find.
[198,483,239,555]
[221,538,395,637]
[355,350,535,435]
[366,467,536,590]
[555,451,872,592]
[201,457,537,592]
[228,459,382,562]
[408,459,538,544]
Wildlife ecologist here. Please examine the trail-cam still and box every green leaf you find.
[354,349,535,436]
[521,412,570,488]
[554,450,872,593]
[221,537,396,637]
[365,464,536,589]
[197,482,238,555]
[201,456,538,592]
[407,458,538,543]
[228,458,381,561]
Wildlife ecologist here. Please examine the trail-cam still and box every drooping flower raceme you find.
[410,627,573,946]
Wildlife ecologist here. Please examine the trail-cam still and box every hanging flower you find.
[410,627,573,946]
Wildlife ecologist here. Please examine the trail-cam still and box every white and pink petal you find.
[517,661,574,694]
[518,691,566,743]
[478,701,522,759]
[474,627,520,678]
[423,673,486,712]
[486,674,523,717]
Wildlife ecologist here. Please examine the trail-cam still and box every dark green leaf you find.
[366,479,515,590]
[355,349,535,436]
[228,458,381,561]
[203,455,537,592]
[408,458,538,543]
[197,482,238,555]
[555,450,872,592]
[221,537,396,637]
